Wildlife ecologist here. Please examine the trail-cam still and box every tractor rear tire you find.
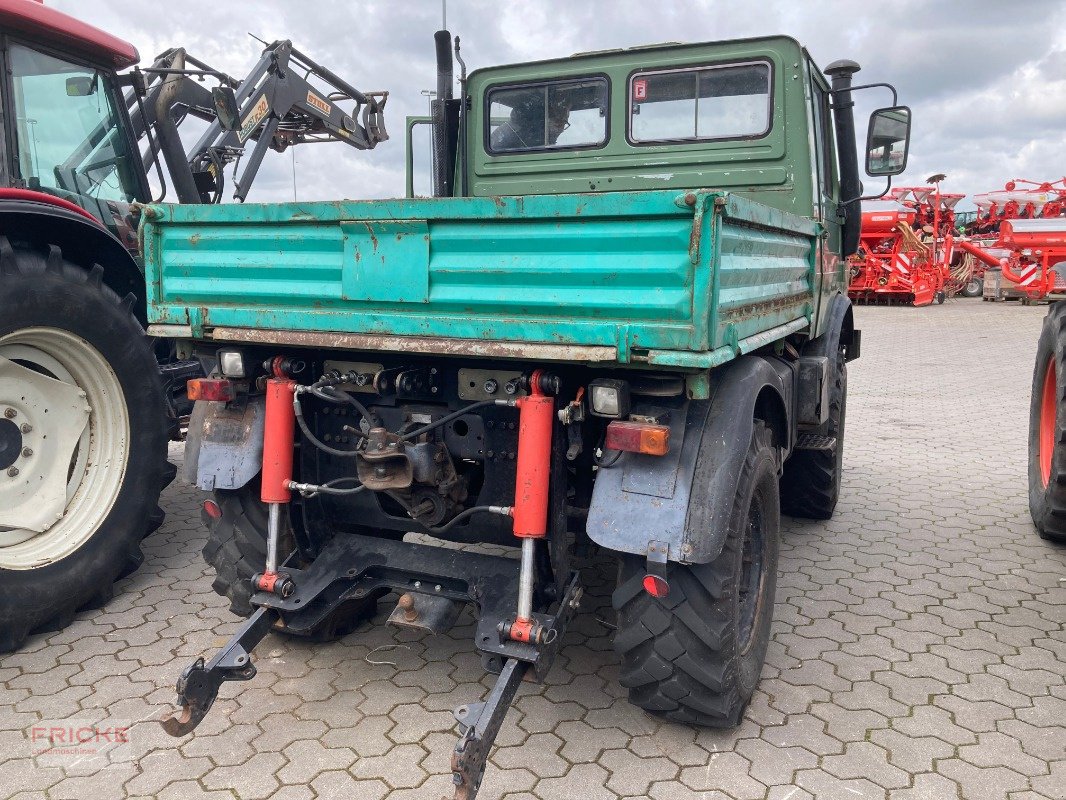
[0,241,168,652]
[779,345,847,519]
[1028,302,1066,542]
[612,422,779,727]
[202,483,378,639]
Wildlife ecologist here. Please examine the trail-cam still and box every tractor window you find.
[629,61,772,144]
[486,77,608,154]
[9,44,140,206]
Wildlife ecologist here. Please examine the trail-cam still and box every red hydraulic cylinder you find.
[261,378,297,504]
[512,375,554,539]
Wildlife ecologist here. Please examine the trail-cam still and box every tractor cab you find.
[0,0,148,248]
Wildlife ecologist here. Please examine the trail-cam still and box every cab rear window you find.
[486,77,609,154]
[629,61,772,144]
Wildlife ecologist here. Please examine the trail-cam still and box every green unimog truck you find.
[150,31,910,799]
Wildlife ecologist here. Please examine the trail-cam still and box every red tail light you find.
[605,420,670,456]
[642,574,670,597]
[187,378,235,402]
[202,500,222,519]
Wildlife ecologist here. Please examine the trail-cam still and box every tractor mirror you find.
[865,106,911,177]
[213,86,241,132]
[66,76,96,97]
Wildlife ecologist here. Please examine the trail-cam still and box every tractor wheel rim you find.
[1040,355,1057,489]
[0,328,129,569]
[737,494,766,655]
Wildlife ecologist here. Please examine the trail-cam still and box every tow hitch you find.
[161,365,579,799]
[159,608,276,736]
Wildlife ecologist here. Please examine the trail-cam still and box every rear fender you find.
[810,293,858,362]
[0,201,145,322]
[587,355,793,564]
[185,397,265,490]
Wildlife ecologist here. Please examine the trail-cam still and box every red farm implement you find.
[958,178,1066,298]
[847,181,962,306]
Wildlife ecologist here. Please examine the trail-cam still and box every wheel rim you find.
[1040,355,1057,488]
[0,327,129,569]
[738,494,766,655]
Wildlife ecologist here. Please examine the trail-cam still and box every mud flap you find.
[586,355,794,564]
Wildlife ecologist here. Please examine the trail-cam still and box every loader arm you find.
[120,40,388,204]
[185,39,388,202]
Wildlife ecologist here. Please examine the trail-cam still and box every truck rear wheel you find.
[0,241,167,652]
[203,484,377,639]
[779,345,847,519]
[612,422,779,727]
[1028,302,1066,542]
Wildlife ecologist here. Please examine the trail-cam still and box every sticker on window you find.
[634,79,647,102]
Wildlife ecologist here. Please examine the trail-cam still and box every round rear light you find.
[203,500,222,519]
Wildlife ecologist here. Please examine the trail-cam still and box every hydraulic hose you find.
[385,490,511,534]
[293,393,363,458]
[289,476,365,496]
[399,399,508,442]
[311,385,379,426]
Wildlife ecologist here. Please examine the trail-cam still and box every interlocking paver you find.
[3,300,1064,800]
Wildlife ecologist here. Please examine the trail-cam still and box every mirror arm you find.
[830,81,898,106]
[841,175,894,206]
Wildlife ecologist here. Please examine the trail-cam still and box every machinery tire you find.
[961,278,983,298]
[1028,302,1066,542]
[779,345,847,519]
[0,241,167,652]
[612,422,779,727]
[202,483,378,639]
[935,290,946,305]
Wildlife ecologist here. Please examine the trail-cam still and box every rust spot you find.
[189,234,201,245]
[364,222,379,251]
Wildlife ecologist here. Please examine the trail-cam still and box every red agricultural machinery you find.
[847,180,963,306]
[962,179,1066,298]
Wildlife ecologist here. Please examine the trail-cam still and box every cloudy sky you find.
[57,0,1066,209]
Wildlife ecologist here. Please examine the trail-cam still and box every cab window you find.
[9,44,140,204]
[486,77,608,154]
[629,61,772,144]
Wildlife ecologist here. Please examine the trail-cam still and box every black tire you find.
[961,278,983,298]
[612,422,779,727]
[202,484,377,639]
[779,346,847,519]
[1028,303,1066,542]
[0,241,167,652]
[935,290,946,305]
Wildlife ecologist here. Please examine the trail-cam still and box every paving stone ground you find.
[2,298,1064,800]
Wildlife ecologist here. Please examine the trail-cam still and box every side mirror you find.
[212,86,241,132]
[66,76,96,97]
[865,106,911,176]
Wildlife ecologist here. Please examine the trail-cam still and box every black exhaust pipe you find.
[431,30,458,197]
[825,59,862,257]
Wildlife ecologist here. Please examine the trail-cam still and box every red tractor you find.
[0,0,387,651]
[950,194,1066,540]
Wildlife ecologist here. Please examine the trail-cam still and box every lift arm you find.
[119,39,388,204]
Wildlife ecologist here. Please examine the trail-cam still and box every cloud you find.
[56,0,1066,207]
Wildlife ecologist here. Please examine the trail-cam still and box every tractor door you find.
[1,36,148,248]
[809,62,842,328]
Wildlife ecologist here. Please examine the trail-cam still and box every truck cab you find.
[413,35,909,341]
